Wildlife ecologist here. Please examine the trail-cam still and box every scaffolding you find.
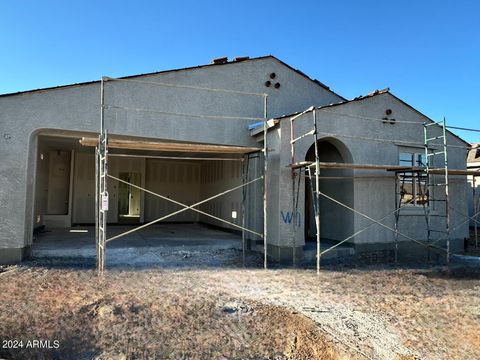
[288,107,480,270]
[94,76,269,274]
[393,118,451,264]
[473,175,479,248]
[290,107,321,272]
[92,74,480,274]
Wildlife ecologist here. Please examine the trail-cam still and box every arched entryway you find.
[305,138,354,244]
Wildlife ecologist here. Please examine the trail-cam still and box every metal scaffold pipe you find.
[474,176,479,248]
[443,118,451,265]
[290,110,296,267]
[313,110,321,274]
[263,95,268,269]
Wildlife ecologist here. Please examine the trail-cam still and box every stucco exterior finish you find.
[0,56,470,264]
[269,92,469,261]
[0,57,342,263]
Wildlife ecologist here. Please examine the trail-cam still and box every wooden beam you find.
[289,161,480,176]
[79,137,262,154]
[429,169,480,176]
[290,161,412,171]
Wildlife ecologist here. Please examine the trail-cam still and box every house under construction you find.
[0,55,478,269]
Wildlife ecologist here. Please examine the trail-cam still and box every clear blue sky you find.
[1,0,478,142]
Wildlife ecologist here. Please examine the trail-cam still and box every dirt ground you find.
[0,253,479,360]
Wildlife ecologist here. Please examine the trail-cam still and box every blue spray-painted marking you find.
[280,211,301,226]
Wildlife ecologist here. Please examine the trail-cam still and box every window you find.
[398,152,428,206]
[399,152,426,167]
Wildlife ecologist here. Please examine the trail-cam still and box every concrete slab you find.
[31,223,243,268]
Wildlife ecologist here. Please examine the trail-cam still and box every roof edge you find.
[266,57,346,101]
[273,88,390,121]
[0,55,344,100]
[385,92,470,147]
[272,89,470,147]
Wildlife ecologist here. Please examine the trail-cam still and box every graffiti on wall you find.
[280,210,301,226]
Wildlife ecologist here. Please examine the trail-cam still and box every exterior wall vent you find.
[382,109,395,124]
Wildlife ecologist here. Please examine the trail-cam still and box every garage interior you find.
[32,132,263,265]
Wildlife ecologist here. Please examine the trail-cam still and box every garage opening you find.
[305,138,354,244]
[32,132,263,267]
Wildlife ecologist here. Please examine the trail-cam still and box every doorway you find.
[305,138,354,243]
[47,150,71,215]
[118,172,141,223]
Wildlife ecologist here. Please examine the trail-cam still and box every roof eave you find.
[0,55,343,101]
[268,90,471,148]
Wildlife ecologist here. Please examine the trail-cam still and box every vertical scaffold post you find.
[418,168,431,262]
[394,173,400,263]
[474,175,478,248]
[97,77,108,274]
[313,109,321,274]
[423,124,432,262]
[263,94,268,269]
[241,154,247,267]
[290,114,296,267]
[95,145,99,269]
[442,118,450,265]
[424,119,450,264]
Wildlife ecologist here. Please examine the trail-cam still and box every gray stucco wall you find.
[0,57,342,262]
[271,92,469,260]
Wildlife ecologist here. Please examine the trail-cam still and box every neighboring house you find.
[0,55,471,264]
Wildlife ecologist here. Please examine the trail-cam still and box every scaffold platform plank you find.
[289,161,480,175]
[80,137,262,154]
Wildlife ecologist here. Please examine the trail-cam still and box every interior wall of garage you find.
[72,152,95,223]
[73,153,147,224]
[199,160,242,231]
[145,159,200,222]
[72,154,203,225]
[46,151,71,215]
[46,148,261,232]
[34,141,50,228]
[34,139,75,229]
[198,156,264,240]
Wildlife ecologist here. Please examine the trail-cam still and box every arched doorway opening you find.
[305,138,354,244]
